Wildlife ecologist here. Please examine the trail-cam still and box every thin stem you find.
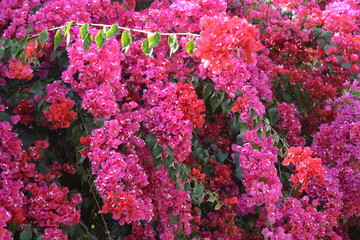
[76,107,110,239]
[77,103,88,134]
[89,23,200,37]
[258,114,290,151]
[31,66,56,70]
[79,164,112,240]
[29,22,201,39]
[29,26,64,39]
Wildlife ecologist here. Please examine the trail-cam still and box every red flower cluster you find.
[43,97,77,129]
[231,96,249,113]
[195,15,262,74]
[5,58,33,80]
[191,167,205,182]
[214,162,233,183]
[100,191,141,224]
[283,147,325,192]
[176,82,205,128]
[24,41,43,59]
[12,99,34,125]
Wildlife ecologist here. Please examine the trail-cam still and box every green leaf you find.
[148,32,161,48]
[0,46,4,59]
[0,112,11,122]
[335,55,344,65]
[210,93,221,113]
[163,154,172,168]
[180,164,190,182]
[10,43,19,57]
[186,39,195,56]
[54,29,64,51]
[208,195,217,203]
[341,62,351,70]
[145,134,157,150]
[80,24,93,51]
[80,23,89,39]
[324,44,334,53]
[235,166,243,180]
[321,31,332,43]
[239,122,249,137]
[95,118,105,127]
[168,164,178,180]
[121,29,132,53]
[273,132,280,144]
[4,39,12,48]
[39,30,49,47]
[153,155,162,169]
[311,27,322,38]
[141,38,153,57]
[268,106,279,125]
[152,145,162,159]
[214,203,222,210]
[169,214,180,226]
[191,181,205,205]
[236,134,244,145]
[95,29,106,49]
[278,147,284,158]
[164,147,175,169]
[151,143,162,169]
[20,227,32,240]
[19,34,29,49]
[202,84,212,100]
[64,21,74,36]
[168,34,179,56]
[317,38,327,47]
[165,146,174,157]
[221,98,233,115]
[72,124,83,143]
[106,24,120,39]
[83,34,93,52]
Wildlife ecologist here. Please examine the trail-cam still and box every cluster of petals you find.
[0,121,28,225]
[0,207,12,239]
[195,15,262,74]
[143,82,194,163]
[277,102,305,147]
[43,97,77,129]
[0,120,80,238]
[283,147,325,192]
[311,83,360,219]
[26,181,81,228]
[176,82,205,128]
[100,191,151,225]
[232,130,282,217]
[146,167,192,240]
[24,41,43,59]
[86,110,154,224]
[12,99,35,125]
[262,196,340,239]
[231,85,266,124]
[5,58,33,80]
[62,37,127,119]
[45,81,69,104]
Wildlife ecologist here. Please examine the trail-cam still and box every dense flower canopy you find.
[0,0,359,239]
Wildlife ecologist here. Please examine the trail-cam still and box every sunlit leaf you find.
[54,29,64,51]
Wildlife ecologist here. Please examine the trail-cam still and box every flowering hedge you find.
[0,0,359,239]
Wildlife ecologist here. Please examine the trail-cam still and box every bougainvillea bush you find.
[0,0,359,239]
